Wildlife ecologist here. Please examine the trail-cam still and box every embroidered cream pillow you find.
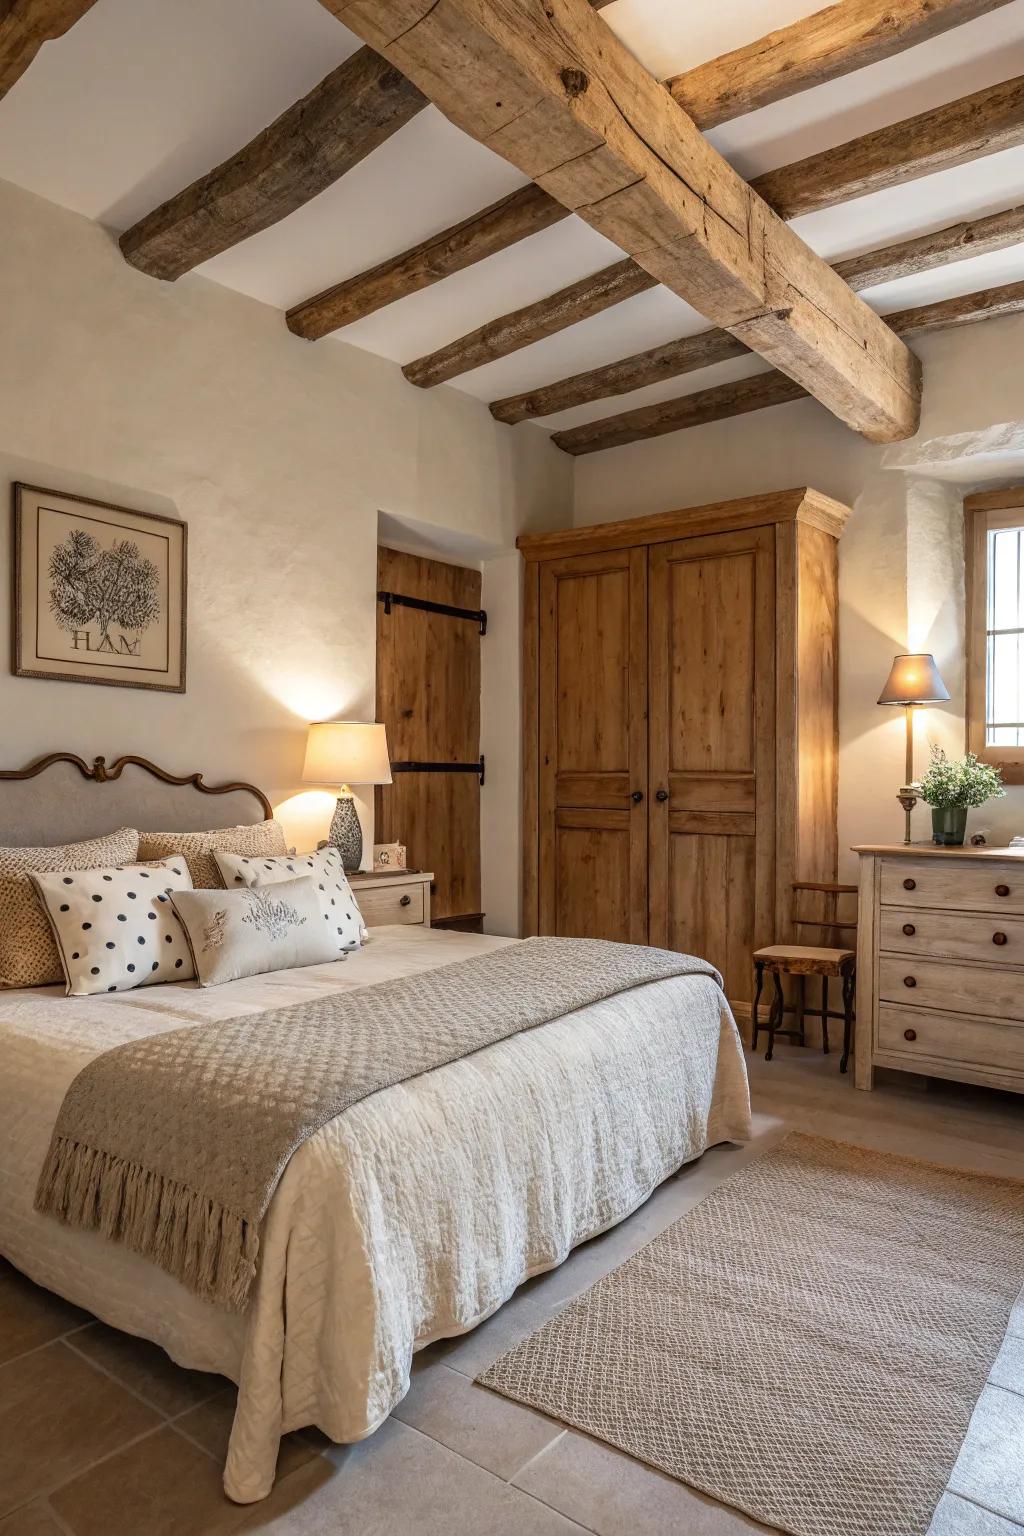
[213,845,365,951]
[137,820,287,889]
[0,827,140,989]
[170,878,337,987]
[31,858,195,996]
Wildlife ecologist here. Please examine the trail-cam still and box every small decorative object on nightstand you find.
[876,654,950,844]
[373,842,407,870]
[303,721,392,873]
[348,869,433,928]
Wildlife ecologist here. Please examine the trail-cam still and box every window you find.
[966,487,1024,783]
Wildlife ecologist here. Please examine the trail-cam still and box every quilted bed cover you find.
[0,925,751,1501]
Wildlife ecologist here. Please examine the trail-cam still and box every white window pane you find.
[988,526,1023,630]
[988,726,1021,747]
[987,629,1023,734]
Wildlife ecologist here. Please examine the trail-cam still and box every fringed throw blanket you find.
[35,936,721,1313]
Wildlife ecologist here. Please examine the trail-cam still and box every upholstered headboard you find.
[0,753,272,847]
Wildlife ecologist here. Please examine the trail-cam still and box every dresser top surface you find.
[853,843,1024,860]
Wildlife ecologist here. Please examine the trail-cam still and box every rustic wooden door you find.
[648,526,775,1000]
[537,547,647,942]
[375,548,481,926]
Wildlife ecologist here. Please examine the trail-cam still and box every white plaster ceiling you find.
[1,0,1024,435]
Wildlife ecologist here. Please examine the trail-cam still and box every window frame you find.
[965,484,1024,785]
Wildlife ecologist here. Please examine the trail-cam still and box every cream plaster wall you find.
[572,313,1024,873]
[0,177,572,928]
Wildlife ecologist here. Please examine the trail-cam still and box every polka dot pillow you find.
[213,845,365,955]
[30,858,195,996]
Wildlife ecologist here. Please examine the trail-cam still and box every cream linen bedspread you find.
[0,926,752,1502]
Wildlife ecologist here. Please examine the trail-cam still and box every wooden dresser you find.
[854,844,1024,1094]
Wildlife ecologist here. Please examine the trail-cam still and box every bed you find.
[0,752,752,1502]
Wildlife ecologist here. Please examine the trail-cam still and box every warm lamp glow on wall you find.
[303,722,392,872]
[876,654,950,844]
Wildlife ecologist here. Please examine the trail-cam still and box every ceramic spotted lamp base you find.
[329,793,362,873]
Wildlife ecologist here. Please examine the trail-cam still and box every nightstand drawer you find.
[879,907,1024,965]
[878,954,1024,1022]
[878,1003,1024,1075]
[880,858,1024,915]
[356,883,425,927]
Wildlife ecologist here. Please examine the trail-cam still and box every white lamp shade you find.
[303,722,392,786]
[876,653,951,706]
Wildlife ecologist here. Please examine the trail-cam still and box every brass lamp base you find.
[897,785,919,846]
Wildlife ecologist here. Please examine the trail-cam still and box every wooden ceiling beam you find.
[286,183,569,339]
[0,0,97,100]
[401,259,657,387]
[667,0,1016,129]
[401,84,1024,392]
[294,7,1021,343]
[552,279,1024,455]
[120,48,428,281]
[491,202,1024,423]
[330,0,919,442]
[753,73,1024,220]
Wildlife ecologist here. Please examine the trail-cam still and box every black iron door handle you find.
[631,790,644,803]
[655,789,669,802]
[399,894,412,907]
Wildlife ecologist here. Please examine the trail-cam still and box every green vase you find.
[931,806,968,846]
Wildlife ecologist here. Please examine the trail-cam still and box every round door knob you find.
[399,894,412,907]
[902,923,916,937]
[904,1028,917,1042]
[903,976,917,988]
[993,931,1008,946]
[631,790,644,803]
[995,884,1011,898]
[655,788,669,802]
[903,878,916,891]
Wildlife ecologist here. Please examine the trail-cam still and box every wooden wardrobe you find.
[519,488,850,1007]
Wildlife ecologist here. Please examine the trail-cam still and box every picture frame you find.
[12,483,187,694]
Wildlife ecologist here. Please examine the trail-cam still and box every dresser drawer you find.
[356,883,425,926]
[880,858,1024,915]
[878,1003,1024,1075]
[879,907,1024,965]
[878,954,1024,1021]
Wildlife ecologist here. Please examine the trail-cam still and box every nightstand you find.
[348,869,433,928]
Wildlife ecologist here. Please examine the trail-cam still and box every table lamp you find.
[876,654,950,844]
[303,722,392,872]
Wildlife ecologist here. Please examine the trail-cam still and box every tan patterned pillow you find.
[0,827,140,989]
[137,820,288,889]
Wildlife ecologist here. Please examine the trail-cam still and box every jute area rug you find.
[478,1134,1024,1536]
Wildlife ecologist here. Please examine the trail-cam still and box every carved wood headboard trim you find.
[0,753,272,820]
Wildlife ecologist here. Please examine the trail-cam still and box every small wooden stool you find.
[750,883,857,1073]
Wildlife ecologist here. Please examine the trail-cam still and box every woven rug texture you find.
[479,1133,1024,1536]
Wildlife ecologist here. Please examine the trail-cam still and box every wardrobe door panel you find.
[649,527,775,998]
[554,810,633,940]
[538,548,647,942]
[668,828,756,1000]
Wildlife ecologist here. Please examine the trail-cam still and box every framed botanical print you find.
[12,484,187,693]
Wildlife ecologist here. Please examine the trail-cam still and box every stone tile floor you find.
[1,1050,1022,1535]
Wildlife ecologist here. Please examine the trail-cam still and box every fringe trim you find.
[34,1136,259,1313]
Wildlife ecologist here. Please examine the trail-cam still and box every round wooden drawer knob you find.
[902,923,916,936]
[903,878,916,891]
[995,884,1011,897]
[399,894,412,907]
[904,1028,917,1042]
[903,976,917,988]
[993,931,1008,946]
